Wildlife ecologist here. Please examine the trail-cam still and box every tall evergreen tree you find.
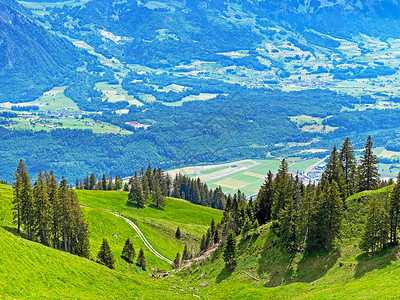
[12,159,28,233]
[271,160,291,220]
[324,146,347,199]
[223,231,236,270]
[33,170,51,245]
[121,238,135,263]
[358,136,380,192]
[101,174,107,191]
[175,226,181,239]
[255,170,274,224]
[136,248,147,271]
[97,238,115,269]
[89,173,96,190]
[389,174,400,245]
[128,177,145,208]
[339,138,358,196]
[182,244,190,261]
[173,252,181,269]
[360,198,389,254]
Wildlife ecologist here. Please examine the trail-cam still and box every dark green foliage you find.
[12,162,90,257]
[360,198,389,254]
[175,226,181,240]
[121,238,135,263]
[223,231,236,270]
[255,171,274,224]
[358,136,380,192]
[172,174,225,209]
[173,252,181,269]
[127,176,145,208]
[389,174,400,245]
[182,244,190,261]
[136,248,146,271]
[200,234,207,253]
[97,238,115,269]
[339,138,358,196]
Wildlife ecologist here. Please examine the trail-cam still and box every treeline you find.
[171,174,226,209]
[127,166,172,209]
[127,166,227,209]
[76,173,123,191]
[12,160,90,258]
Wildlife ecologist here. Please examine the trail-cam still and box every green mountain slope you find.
[1,183,400,298]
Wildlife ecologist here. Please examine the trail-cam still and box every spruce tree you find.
[12,159,28,233]
[360,198,389,254]
[173,252,181,269]
[213,229,220,244]
[324,146,347,199]
[271,160,291,220]
[223,231,236,270]
[255,171,274,224]
[358,136,380,192]
[200,234,206,253]
[136,248,147,270]
[101,174,107,191]
[182,244,190,261]
[90,173,96,190]
[153,185,165,209]
[97,238,115,269]
[33,170,51,245]
[175,226,181,239]
[121,238,135,263]
[127,177,145,208]
[20,170,34,240]
[339,138,358,196]
[322,180,343,251]
[389,174,400,245]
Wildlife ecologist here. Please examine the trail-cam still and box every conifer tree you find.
[358,136,380,192]
[321,180,343,251]
[33,170,51,245]
[277,196,297,252]
[213,229,220,244]
[121,238,135,263]
[136,248,147,271]
[205,228,212,250]
[255,171,274,224]
[20,170,34,240]
[389,174,400,245]
[339,138,358,196]
[360,198,389,254]
[90,173,97,190]
[114,180,122,191]
[175,226,181,239]
[223,231,236,270]
[210,219,216,237]
[182,244,190,261]
[97,238,115,269]
[200,234,206,253]
[173,252,181,269]
[101,174,107,191]
[46,170,61,249]
[128,177,145,208]
[271,160,291,220]
[107,176,113,191]
[153,185,165,209]
[324,146,347,199]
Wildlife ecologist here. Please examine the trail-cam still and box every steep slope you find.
[0,0,87,102]
[166,185,400,299]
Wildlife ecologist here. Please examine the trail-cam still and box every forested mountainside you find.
[0,0,93,102]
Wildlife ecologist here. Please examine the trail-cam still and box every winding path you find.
[109,212,173,265]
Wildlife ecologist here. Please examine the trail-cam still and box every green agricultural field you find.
[168,158,322,197]
[1,115,132,134]
[95,82,143,107]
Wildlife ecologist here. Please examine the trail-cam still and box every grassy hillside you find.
[2,183,400,298]
[166,185,400,299]
[0,184,223,274]
[0,227,189,299]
